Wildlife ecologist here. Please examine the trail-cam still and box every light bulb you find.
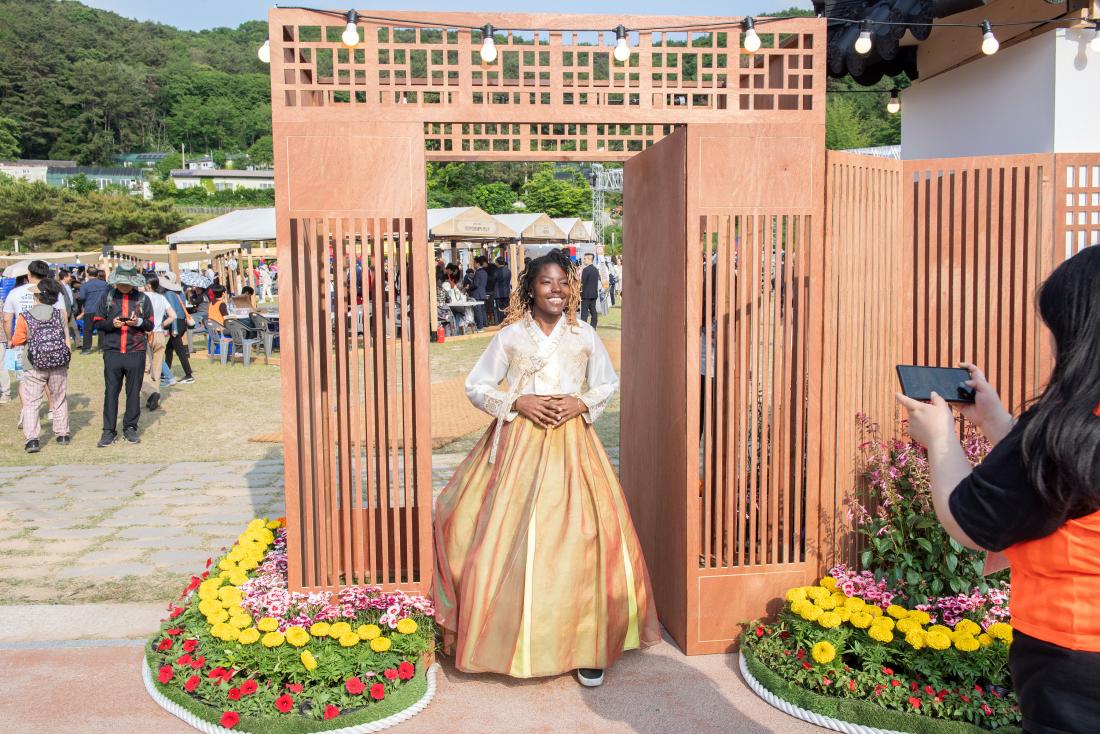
[980,21,998,55]
[854,21,873,55]
[742,18,761,53]
[886,90,900,114]
[613,26,631,62]
[342,22,360,47]
[480,24,497,63]
[257,39,270,64]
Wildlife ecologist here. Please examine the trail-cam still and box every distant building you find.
[185,156,217,171]
[170,168,275,192]
[115,152,170,168]
[0,159,78,184]
[47,166,147,197]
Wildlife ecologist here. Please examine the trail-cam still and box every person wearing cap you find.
[93,263,154,446]
[159,272,195,385]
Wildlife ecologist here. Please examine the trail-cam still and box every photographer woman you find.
[896,246,1100,733]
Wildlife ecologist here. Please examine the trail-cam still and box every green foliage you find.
[471,182,515,214]
[0,1,270,163]
[0,176,187,251]
[602,224,622,252]
[247,135,274,167]
[65,173,97,195]
[520,164,590,218]
[826,76,906,150]
[162,185,276,207]
[0,115,20,160]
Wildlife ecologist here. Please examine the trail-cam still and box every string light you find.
[257,39,270,64]
[886,88,900,114]
[341,10,360,47]
[613,24,631,62]
[980,20,999,55]
[479,24,497,63]
[854,19,873,55]
[741,17,761,54]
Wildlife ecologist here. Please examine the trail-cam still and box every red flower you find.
[228,687,242,701]
[157,666,174,684]
[370,683,386,700]
[908,697,922,709]
[176,654,192,666]
[397,662,415,680]
[274,694,294,714]
[779,630,790,640]
[201,570,209,579]
[754,625,765,638]
[184,675,200,693]
[346,677,366,695]
[182,639,199,653]
[848,679,856,692]
[910,681,919,692]
[981,704,993,716]
[974,684,984,694]
[821,677,833,686]
[287,683,304,694]
[796,648,805,660]
[156,638,173,651]
[241,680,257,695]
[219,711,239,729]
[882,667,894,675]
[384,668,398,681]
[222,668,237,681]
[168,606,184,619]
[324,704,340,720]
[873,684,886,697]
[890,680,900,688]
[206,557,213,569]
[189,656,206,670]
[991,689,1003,699]
[924,685,935,695]
[165,628,183,636]
[208,667,227,680]
[801,661,812,670]
[960,695,972,704]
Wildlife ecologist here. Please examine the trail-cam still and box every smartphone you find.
[896,365,976,404]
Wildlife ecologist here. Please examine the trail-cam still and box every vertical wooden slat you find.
[399,217,416,584]
[731,214,746,569]
[334,217,354,584]
[370,217,391,585]
[385,219,402,584]
[716,214,732,567]
[348,219,367,586]
[318,218,337,588]
[701,216,714,567]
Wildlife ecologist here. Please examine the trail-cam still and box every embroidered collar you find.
[523,313,566,353]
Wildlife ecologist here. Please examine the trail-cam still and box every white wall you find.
[902,32,1055,158]
[1054,27,1100,152]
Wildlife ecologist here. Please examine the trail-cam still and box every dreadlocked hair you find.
[501,248,580,327]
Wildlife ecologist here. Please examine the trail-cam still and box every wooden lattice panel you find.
[424,121,683,159]
[1056,155,1100,258]
[270,10,825,139]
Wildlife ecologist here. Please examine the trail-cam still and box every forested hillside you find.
[0,0,270,164]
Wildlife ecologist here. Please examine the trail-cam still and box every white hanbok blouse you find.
[465,314,618,427]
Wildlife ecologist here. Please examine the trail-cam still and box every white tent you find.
[551,217,589,242]
[428,207,517,240]
[167,208,276,245]
[491,213,567,241]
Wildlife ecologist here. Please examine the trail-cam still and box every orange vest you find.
[1004,508,1100,652]
[208,296,227,326]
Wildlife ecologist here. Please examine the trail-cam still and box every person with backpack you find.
[159,273,195,385]
[92,264,154,447]
[10,278,71,453]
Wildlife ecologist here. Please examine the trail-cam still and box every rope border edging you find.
[143,658,440,734]
[738,653,908,734]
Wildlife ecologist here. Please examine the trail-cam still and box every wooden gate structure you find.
[268,7,1099,655]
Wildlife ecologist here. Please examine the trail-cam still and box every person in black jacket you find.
[92,264,154,447]
[470,256,489,331]
[492,256,511,324]
[580,253,600,327]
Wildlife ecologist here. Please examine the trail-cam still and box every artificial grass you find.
[741,646,1021,734]
[145,649,431,734]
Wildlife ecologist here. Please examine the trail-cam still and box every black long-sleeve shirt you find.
[93,288,154,354]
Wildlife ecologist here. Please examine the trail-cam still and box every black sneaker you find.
[576,668,604,687]
[24,439,40,454]
[56,435,71,445]
[97,430,116,447]
[123,427,141,444]
[178,376,195,384]
[147,393,160,411]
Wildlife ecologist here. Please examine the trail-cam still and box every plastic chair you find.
[223,319,260,367]
[249,312,278,362]
[205,320,232,363]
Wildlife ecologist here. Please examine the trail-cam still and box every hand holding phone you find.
[896,365,976,404]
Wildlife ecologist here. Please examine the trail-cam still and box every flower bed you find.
[145,518,437,733]
[741,576,1021,734]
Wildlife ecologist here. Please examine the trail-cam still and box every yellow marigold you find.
[309,622,332,638]
[806,586,829,602]
[262,631,285,648]
[358,624,381,641]
[831,592,847,606]
[873,617,895,632]
[339,633,359,648]
[896,619,920,635]
[908,610,931,626]
[955,619,981,636]
[210,623,238,641]
[886,605,909,620]
[978,633,993,647]
[205,607,229,624]
[868,625,894,643]
[228,614,252,630]
[850,612,873,629]
[786,587,808,603]
[369,636,392,653]
[197,586,220,602]
[329,622,352,639]
[866,606,884,618]
[238,558,259,572]
[227,570,249,586]
[905,630,926,649]
[247,518,266,531]
[301,650,318,671]
[811,640,836,664]
[218,587,242,605]
[198,599,222,617]
[800,604,823,622]
[266,519,282,529]
[237,627,261,645]
[844,597,866,612]
[819,576,838,591]
[818,612,843,629]
[834,607,851,622]
[396,618,418,635]
[217,558,236,572]
[257,617,280,632]
[790,599,809,616]
[285,626,310,648]
[816,596,837,611]
[928,624,953,637]
[955,635,980,652]
[987,623,1013,642]
[925,631,952,650]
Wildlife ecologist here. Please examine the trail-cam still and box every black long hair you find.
[501,249,579,327]
[1021,246,1100,514]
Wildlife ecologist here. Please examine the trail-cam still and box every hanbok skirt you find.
[432,414,660,677]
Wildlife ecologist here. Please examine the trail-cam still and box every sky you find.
[80,0,810,31]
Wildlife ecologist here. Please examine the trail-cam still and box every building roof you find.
[48,166,142,177]
[116,152,169,163]
[167,208,275,245]
[170,169,274,179]
[551,217,590,242]
[0,159,77,168]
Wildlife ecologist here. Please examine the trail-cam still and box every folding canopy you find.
[428,206,517,241]
[0,252,101,266]
[551,218,589,242]
[491,213,567,242]
[166,207,276,245]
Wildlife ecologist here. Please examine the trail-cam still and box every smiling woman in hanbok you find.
[432,249,659,687]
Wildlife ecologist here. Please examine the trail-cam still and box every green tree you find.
[472,182,516,214]
[826,96,874,150]
[0,116,20,159]
[520,165,590,218]
[247,135,274,167]
[65,174,98,195]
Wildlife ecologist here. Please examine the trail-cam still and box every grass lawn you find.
[0,348,284,466]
